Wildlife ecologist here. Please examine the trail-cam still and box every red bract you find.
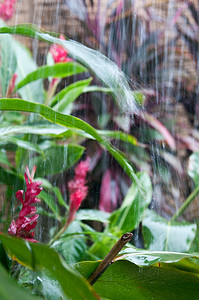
[8,166,42,242]
[67,158,90,225]
[50,34,72,63]
[0,0,16,21]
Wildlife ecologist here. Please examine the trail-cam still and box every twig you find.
[88,232,133,285]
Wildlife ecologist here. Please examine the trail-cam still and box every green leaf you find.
[0,264,40,300]
[142,209,197,252]
[13,40,45,102]
[0,24,138,114]
[39,190,60,220]
[93,260,199,300]
[188,151,199,186]
[0,98,140,187]
[109,172,152,233]
[0,234,97,300]
[51,77,92,112]
[0,136,44,155]
[0,124,67,137]
[118,246,199,267]
[76,209,110,223]
[15,62,87,91]
[0,35,17,97]
[52,221,87,264]
[99,130,138,146]
[30,144,84,176]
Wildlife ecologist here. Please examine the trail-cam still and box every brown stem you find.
[88,232,133,285]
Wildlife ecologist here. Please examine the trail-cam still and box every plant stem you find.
[88,232,133,285]
[48,220,69,246]
[171,185,199,222]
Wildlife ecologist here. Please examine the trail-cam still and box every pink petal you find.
[15,190,24,203]
[19,206,36,218]
[8,220,17,235]
[23,221,37,232]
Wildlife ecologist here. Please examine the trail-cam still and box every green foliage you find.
[109,172,152,234]
[142,209,196,252]
[0,234,97,300]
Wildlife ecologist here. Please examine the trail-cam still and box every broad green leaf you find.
[39,190,60,220]
[0,124,67,137]
[0,33,17,97]
[52,221,87,264]
[0,24,138,114]
[142,209,196,252]
[30,144,84,176]
[188,151,199,186]
[118,247,199,267]
[13,40,44,102]
[36,178,67,209]
[0,99,140,187]
[0,264,40,300]
[0,234,97,300]
[92,260,199,300]
[76,209,110,223]
[109,172,152,233]
[0,136,44,155]
[15,62,87,91]
[51,77,92,112]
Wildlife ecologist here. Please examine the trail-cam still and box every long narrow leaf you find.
[15,62,87,91]
[0,98,141,188]
[0,24,138,114]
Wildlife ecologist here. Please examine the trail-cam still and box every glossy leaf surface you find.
[15,62,87,91]
[142,209,196,252]
[0,24,138,114]
[0,234,97,300]
[0,98,140,186]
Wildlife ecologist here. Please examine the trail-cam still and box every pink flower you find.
[8,166,42,242]
[50,34,72,64]
[67,158,90,225]
[0,0,16,21]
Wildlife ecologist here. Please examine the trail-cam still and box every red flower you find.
[0,0,16,21]
[67,158,90,225]
[50,34,72,64]
[8,166,42,242]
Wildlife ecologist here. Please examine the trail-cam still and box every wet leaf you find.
[0,34,17,96]
[109,172,152,233]
[39,190,60,220]
[0,98,141,187]
[13,40,44,102]
[0,264,39,300]
[118,247,199,267]
[76,209,110,223]
[52,221,87,264]
[15,62,87,91]
[142,209,196,252]
[0,234,98,300]
[51,77,93,112]
[93,260,199,300]
[0,24,138,114]
[30,144,84,176]
[188,151,199,186]
[0,136,44,155]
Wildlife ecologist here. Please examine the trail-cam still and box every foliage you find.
[0,16,199,300]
